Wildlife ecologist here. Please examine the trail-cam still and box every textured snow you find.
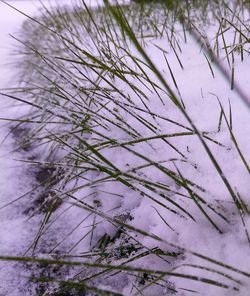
[0,2,42,295]
[0,1,250,295]
[0,2,115,295]
[0,1,77,295]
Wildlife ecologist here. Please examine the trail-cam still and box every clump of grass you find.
[1,0,250,294]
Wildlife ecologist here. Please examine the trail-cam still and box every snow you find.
[0,2,44,295]
[0,1,116,294]
[0,1,250,295]
[0,1,79,294]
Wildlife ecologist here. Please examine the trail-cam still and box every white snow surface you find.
[0,1,250,296]
[0,3,43,295]
[0,2,112,295]
[0,1,81,295]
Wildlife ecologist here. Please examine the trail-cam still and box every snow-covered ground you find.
[0,2,71,295]
[0,3,111,295]
[0,3,43,295]
[0,1,250,295]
